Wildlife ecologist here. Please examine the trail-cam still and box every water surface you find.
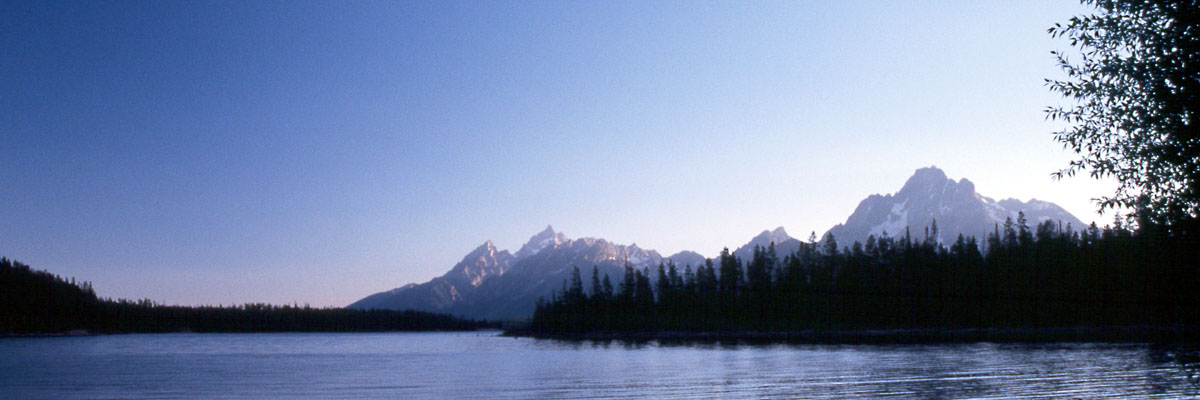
[1,332,1197,399]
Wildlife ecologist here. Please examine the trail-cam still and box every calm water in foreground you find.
[1,331,1198,399]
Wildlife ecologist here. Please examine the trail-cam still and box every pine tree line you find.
[530,214,1200,333]
[0,257,495,333]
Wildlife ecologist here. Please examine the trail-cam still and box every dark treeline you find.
[0,257,495,334]
[530,214,1200,334]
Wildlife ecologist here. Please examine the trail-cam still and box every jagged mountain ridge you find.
[350,226,706,319]
[823,166,1085,248]
[447,234,674,319]
[350,167,1085,319]
[351,226,816,320]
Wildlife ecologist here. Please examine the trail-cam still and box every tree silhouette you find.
[1048,0,1200,233]
[1,257,494,334]
[528,218,1199,334]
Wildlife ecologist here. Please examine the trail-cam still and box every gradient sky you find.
[2,1,1112,307]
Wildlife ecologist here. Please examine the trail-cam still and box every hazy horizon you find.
[2,1,1117,307]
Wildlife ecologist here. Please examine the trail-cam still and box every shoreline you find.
[505,325,1200,344]
[0,327,497,338]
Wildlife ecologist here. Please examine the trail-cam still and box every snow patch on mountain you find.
[869,200,910,238]
[514,225,570,260]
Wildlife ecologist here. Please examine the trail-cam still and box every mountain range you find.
[349,225,700,320]
[349,166,1086,320]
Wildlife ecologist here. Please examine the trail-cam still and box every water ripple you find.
[0,332,1197,399]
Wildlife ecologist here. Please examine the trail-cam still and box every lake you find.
[1,331,1197,399]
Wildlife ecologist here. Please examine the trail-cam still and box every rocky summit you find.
[350,226,699,320]
[823,166,1084,247]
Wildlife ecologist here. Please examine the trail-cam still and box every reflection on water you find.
[1150,344,1200,390]
[0,332,1197,399]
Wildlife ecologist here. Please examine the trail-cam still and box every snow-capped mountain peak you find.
[825,166,1084,247]
[514,225,570,260]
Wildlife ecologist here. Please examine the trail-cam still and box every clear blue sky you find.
[2,1,1108,307]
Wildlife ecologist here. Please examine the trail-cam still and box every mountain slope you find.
[824,166,1085,247]
[348,241,512,312]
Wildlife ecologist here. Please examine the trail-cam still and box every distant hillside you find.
[0,257,489,334]
[732,227,803,262]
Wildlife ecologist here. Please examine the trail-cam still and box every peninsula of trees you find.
[525,216,1199,339]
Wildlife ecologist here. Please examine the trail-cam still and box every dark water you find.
[1,332,1198,399]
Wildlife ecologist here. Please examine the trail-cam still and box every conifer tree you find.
[590,266,602,300]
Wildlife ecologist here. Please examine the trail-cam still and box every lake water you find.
[1,331,1198,399]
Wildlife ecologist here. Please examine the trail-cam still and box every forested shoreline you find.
[0,257,495,334]
[519,0,1200,343]
[523,215,1200,340]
